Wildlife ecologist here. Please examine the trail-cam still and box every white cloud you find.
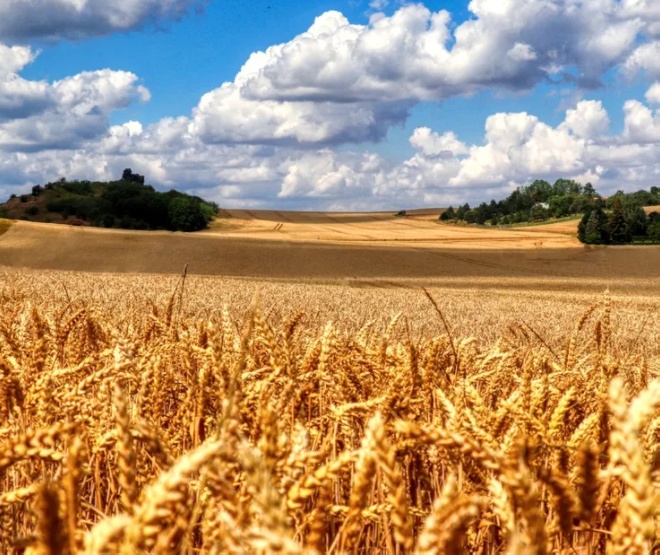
[646,82,660,104]
[620,0,660,37]
[562,100,610,140]
[0,75,51,121]
[0,0,207,42]
[235,1,643,105]
[623,99,660,143]
[184,0,648,151]
[0,67,150,151]
[448,104,608,189]
[623,41,660,80]
[507,43,537,63]
[0,45,36,76]
[189,82,411,146]
[369,0,389,11]
[409,128,468,157]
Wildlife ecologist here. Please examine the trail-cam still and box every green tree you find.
[577,211,589,243]
[579,205,608,244]
[584,211,602,244]
[455,203,470,220]
[583,182,597,197]
[608,198,631,243]
[530,204,549,222]
[647,213,660,239]
[440,206,456,221]
[624,206,647,237]
[167,196,207,232]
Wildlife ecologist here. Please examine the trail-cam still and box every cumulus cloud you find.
[562,100,610,140]
[623,41,660,80]
[451,112,587,188]
[0,0,207,42]
[234,1,644,105]
[0,66,150,151]
[190,82,412,146]
[183,0,648,150]
[409,128,468,157]
[0,45,36,76]
[620,0,660,37]
[623,99,660,143]
[646,82,660,104]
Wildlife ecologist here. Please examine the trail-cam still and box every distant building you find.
[534,202,550,209]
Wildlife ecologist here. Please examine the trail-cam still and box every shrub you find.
[167,196,207,232]
[440,206,456,221]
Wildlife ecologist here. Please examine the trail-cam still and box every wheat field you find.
[0,266,658,554]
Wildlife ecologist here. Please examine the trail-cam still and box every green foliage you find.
[167,196,208,232]
[121,168,145,185]
[578,199,658,245]
[59,180,93,195]
[608,198,631,244]
[455,203,470,220]
[439,206,456,221]
[33,173,218,232]
[440,179,659,245]
[583,206,608,244]
[440,178,595,225]
[625,206,647,236]
[647,213,660,240]
[606,188,660,208]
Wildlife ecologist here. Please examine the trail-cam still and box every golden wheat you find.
[0,267,658,554]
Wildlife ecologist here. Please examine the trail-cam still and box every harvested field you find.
[0,219,658,282]
[212,209,580,246]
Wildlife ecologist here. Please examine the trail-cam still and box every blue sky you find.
[1,0,660,210]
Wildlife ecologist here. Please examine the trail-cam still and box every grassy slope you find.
[0,187,80,223]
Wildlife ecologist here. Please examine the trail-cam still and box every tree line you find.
[439,178,659,244]
[577,196,660,244]
[440,179,603,225]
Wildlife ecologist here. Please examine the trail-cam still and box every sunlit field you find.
[0,262,658,554]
